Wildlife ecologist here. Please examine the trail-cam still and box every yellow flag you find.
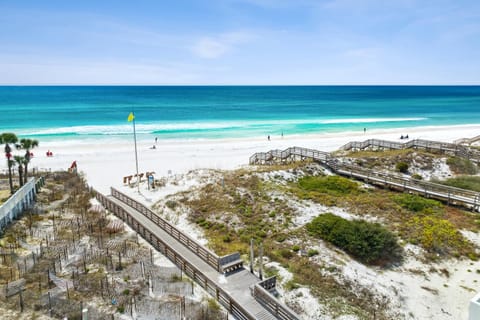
[127,112,135,122]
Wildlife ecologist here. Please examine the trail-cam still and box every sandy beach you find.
[16,124,480,194]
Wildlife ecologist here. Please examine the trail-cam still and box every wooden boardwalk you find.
[454,134,480,146]
[96,189,300,320]
[249,142,480,212]
[339,138,480,162]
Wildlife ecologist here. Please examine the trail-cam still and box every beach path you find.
[103,194,285,320]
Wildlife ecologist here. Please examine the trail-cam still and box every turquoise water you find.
[1,86,480,141]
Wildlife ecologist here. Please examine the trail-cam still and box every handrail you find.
[252,282,299,320]
[110,188,222,272]
[249,146,331,165]
[454,134,480,145]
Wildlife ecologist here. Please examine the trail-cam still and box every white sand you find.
[4,123,479,196]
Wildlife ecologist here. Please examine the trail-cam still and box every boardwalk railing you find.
[455,134,480,145]
[0,177,38,231]
[252,278,299,320]
[250,146,480,212]
[95,191,257,320]
[339,138,480,161]
[110,188,223,271]
[110,188,245,274]
[328,160,480,211]
[249,146,331,165]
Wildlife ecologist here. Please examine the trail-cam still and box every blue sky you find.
[1,0,479,84]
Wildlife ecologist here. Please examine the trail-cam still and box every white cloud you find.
[191,38,229,59]
[191,31,254,59]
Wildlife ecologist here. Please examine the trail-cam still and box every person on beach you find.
[268,135,270,141]
[155,137,158,144]
[281,131,284,138]
[364,128,366,134]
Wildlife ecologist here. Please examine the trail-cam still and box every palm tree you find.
[13,155,26,187]
[1,132,18,194]
[17,138,39,184]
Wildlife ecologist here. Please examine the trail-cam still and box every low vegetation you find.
[395,161,409,173]
[181,168,296,255]
[306,213,402,264]
[436,176,480,192]
[401,215,476,259]
[446,156,478,175]
[393,194,443,214]
[298,175,359,196]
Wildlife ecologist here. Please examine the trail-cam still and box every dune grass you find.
[436,175,480,192]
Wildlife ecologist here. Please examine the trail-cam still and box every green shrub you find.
[307,249,319,257]
[165,200,178,210]
[292,245,300,252]
[284,280,300,290]
[393,194,442,214]
[438,176,480,192]
[396,162,409,173]
[447,157,478,175]
[275,233,287,243]
[306,213,402,264]
[411,173,423,180]
[298,175,359,196]
[278,248,294,259]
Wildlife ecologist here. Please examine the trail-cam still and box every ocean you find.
[1,86,480,142]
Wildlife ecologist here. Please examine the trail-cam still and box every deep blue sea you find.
[1,86,480,142]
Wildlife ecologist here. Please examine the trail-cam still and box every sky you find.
[0,0,479,85]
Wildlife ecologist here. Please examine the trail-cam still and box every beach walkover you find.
[96,188,300,320]
[249,138,480,212]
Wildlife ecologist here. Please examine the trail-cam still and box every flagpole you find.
[132,112,140,192]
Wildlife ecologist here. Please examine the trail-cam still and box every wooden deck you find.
[96,189,300,320]
[249,143,480,212]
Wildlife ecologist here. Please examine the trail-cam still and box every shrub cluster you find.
[306,213,402,264]
[446,156,478,175]
[393,194,442,214]
[395,161,409,173]
[439,176,480,192]
[298,176,359,195]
